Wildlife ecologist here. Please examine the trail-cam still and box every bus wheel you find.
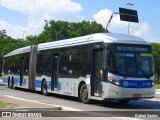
[10,78,14,89]
[8,78,13,89]
[8,77,11,88]
[12,78,16,90]
[42,80,48,96]
[118,100,130,104]
[80,84,90,104]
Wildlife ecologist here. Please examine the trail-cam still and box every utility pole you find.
[22,30,26,40]
[126,3,134,35]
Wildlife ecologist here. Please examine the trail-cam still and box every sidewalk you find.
[0,94,62,110]
[0,79,61,110]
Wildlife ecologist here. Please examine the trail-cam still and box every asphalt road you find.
[0,84,160,111]
[0,81,160,120]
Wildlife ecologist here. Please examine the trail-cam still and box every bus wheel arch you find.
[41,79,48,96]
[78,81,90,104]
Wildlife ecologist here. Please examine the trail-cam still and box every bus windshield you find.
[109,53,154,78]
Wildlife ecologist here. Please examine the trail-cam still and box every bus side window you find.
[59,48,69,76]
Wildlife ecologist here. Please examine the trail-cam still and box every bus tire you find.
[80,84,90,104]
[9,78,13,89]
[42,80,48,96]
[8,77,11,88]
[12,78,16,90]
[118,100,130,104]
[10,77,14,89]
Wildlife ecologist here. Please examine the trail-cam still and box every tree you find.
[0,37,29,74]
[27,20,106,45]
[0,30,7,39]
[152,42,160,83]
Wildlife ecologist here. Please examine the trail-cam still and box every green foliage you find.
[152,42,160,82]
[0,21,105,73]
[156,84,160,89]
[0,37,29,73]
[27,20,106,44]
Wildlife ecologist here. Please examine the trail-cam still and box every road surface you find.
[0,82,160,119]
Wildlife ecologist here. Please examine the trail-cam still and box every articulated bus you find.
[2,33,155,104]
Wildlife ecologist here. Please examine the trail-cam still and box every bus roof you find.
[38,33,150,51]
[4,33,151,57]
[4,46,31,57]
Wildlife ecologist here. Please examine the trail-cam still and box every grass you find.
[0,101,10,108]
[0,76,2,79]
[156,84,160,89]
[0,101,18,108]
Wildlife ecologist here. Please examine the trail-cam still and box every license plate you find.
[133,94,141,98]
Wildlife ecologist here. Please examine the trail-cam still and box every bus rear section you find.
[2,46,37,90]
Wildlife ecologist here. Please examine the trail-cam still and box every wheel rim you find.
[9,79,12,88]
[43,83,47,94]
[81,88,88,100]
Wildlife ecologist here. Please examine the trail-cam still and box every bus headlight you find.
[108,77,121,86]
[152,80,156,86]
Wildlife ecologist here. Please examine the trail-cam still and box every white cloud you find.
[132,22,150,37]
[93,8,152,41]
[93,9,128,31]
[0,20,40,39]
[0,0,83,15]
[0,0,83,39]
[93,9,112,28]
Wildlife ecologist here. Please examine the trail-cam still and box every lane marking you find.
[3,95,82,111]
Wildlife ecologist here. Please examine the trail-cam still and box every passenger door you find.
[91,49,103,97]
[51,53,59,91]
[20,57,24,86]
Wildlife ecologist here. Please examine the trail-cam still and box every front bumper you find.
[105,84,155,100]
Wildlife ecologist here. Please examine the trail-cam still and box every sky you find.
[0,0,159,43]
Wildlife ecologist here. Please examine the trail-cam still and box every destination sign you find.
[116,46,148,52]
[108,44,152,53]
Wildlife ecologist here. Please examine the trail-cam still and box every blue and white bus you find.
[2,33,155,104]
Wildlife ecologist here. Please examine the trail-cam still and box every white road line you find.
[3,95,82,111]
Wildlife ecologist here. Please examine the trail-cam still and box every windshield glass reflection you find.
[109,53,154,78]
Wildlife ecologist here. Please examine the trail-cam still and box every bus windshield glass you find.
[108,44,154,78]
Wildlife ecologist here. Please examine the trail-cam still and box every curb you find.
[0,94,64,111]
[1,95,82,111]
